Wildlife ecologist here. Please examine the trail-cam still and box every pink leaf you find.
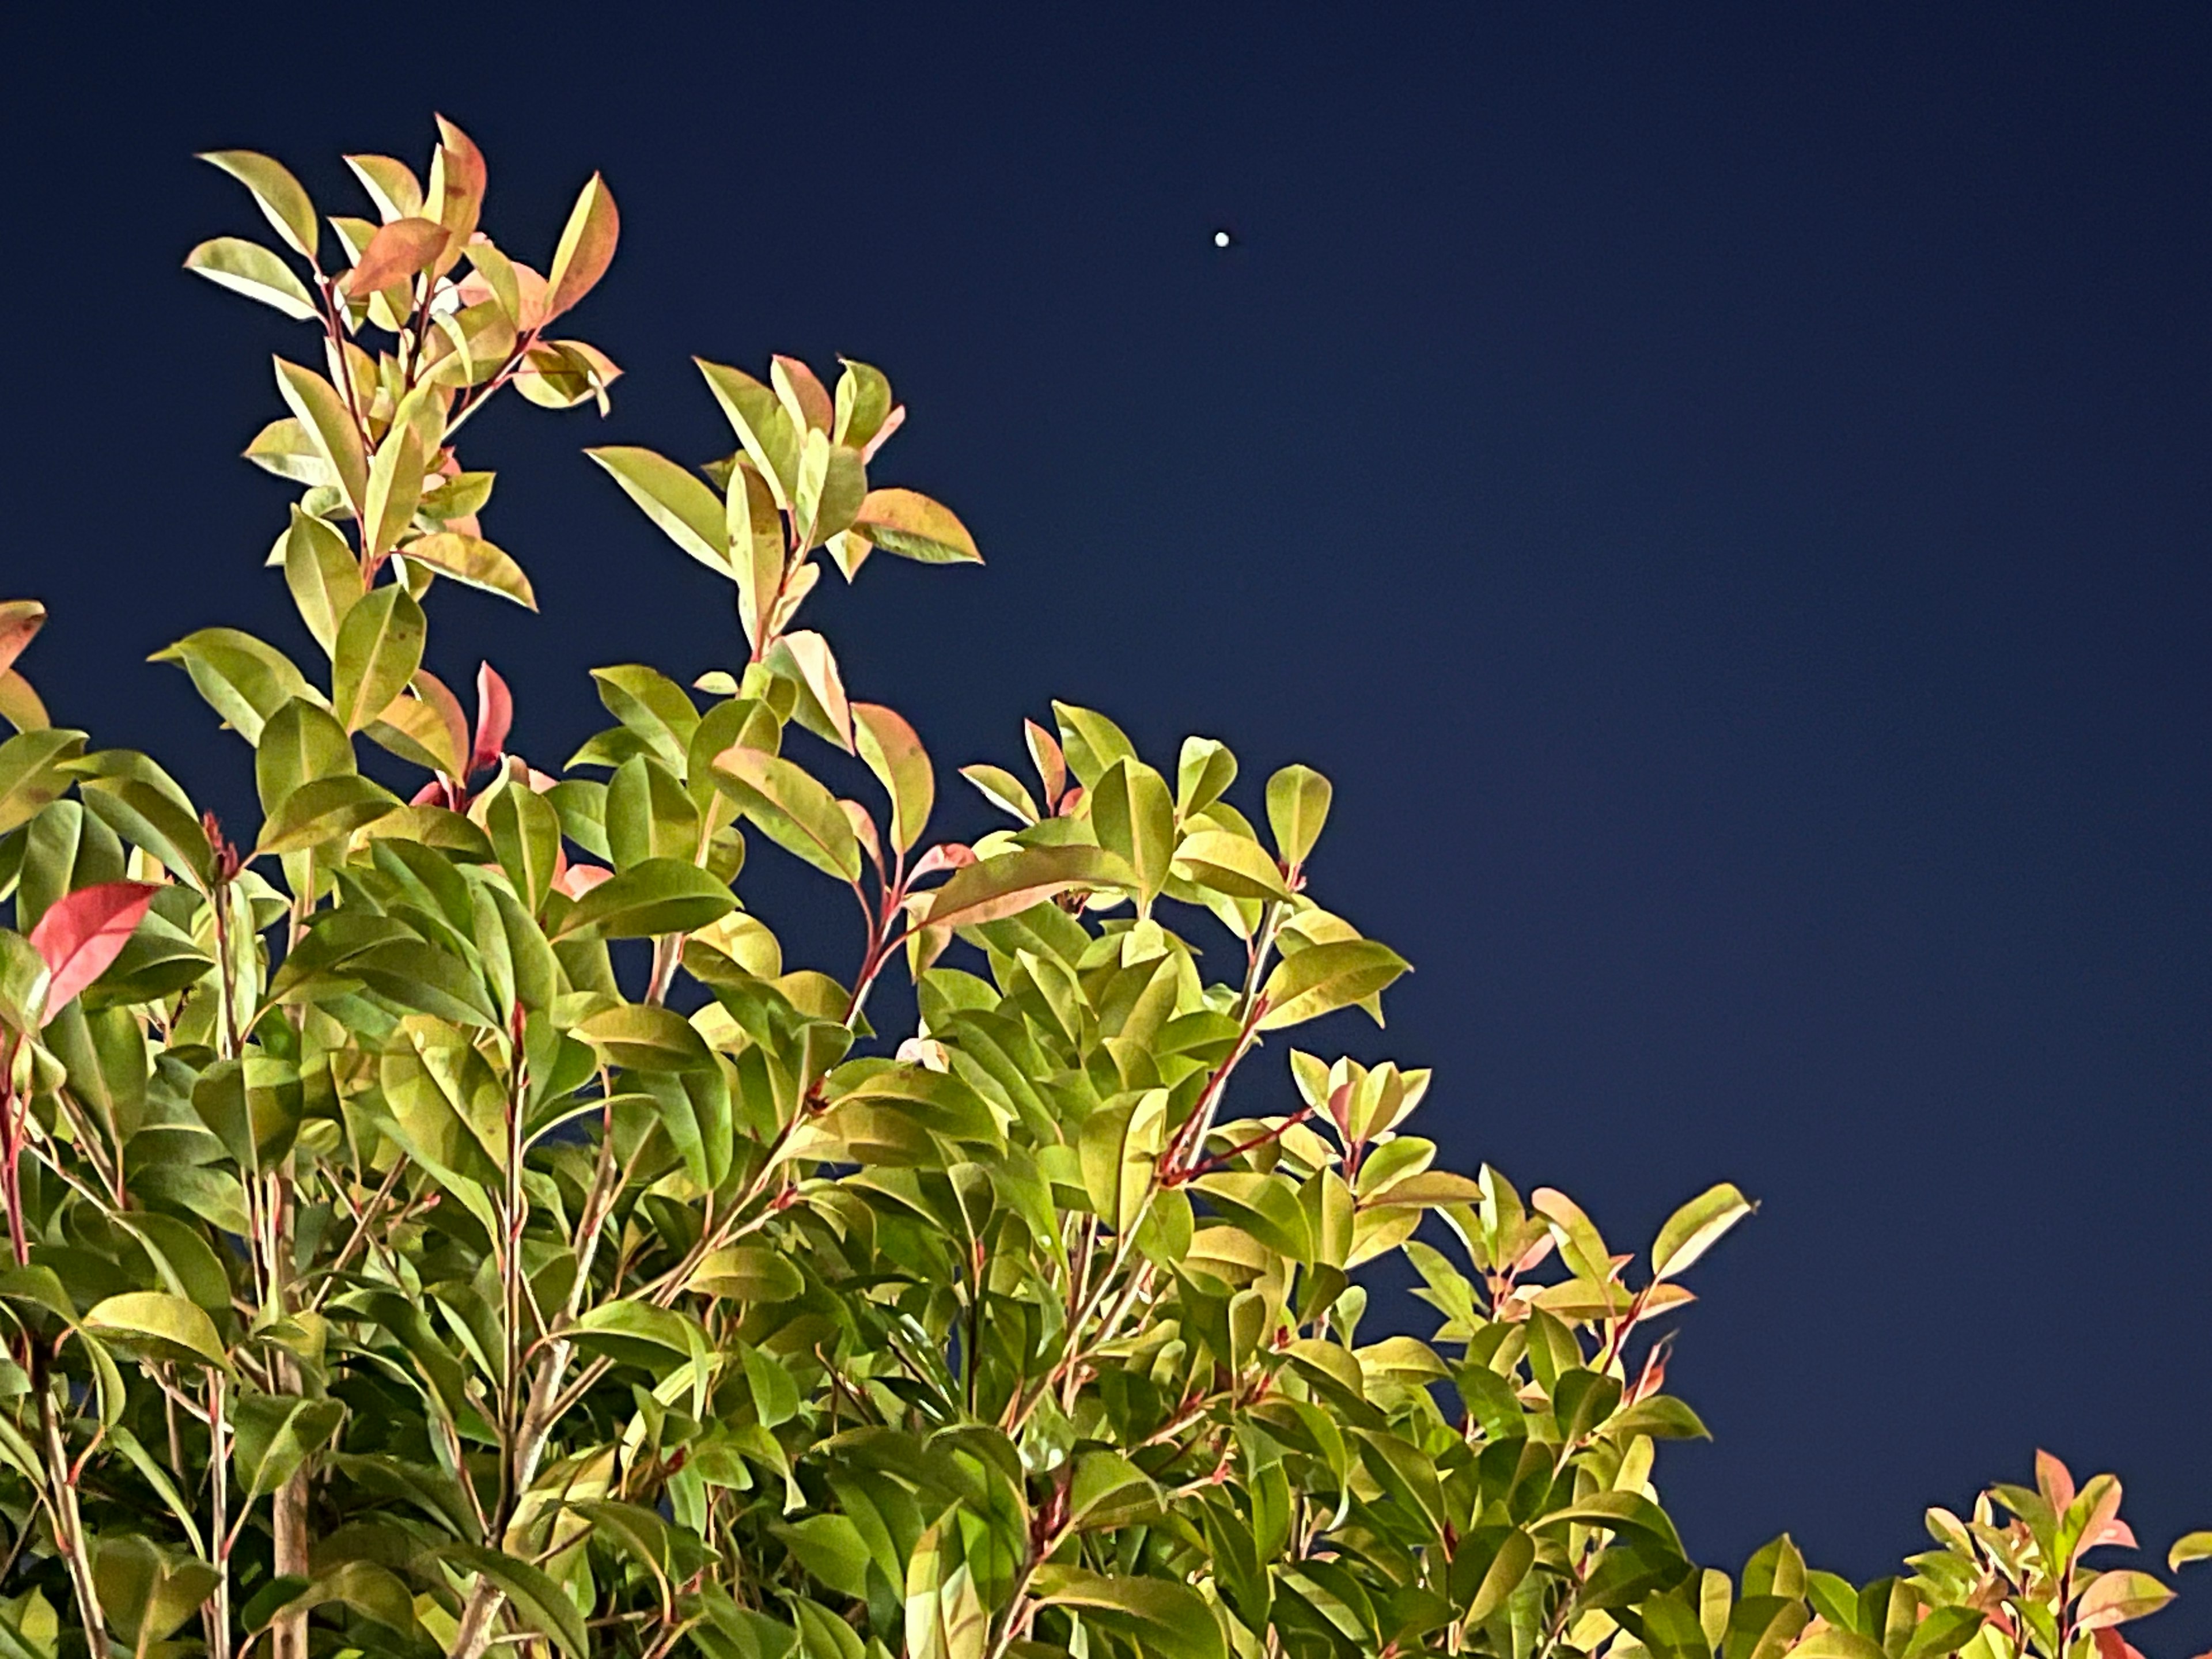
[554,862,613,901]
[28,881,162,1022]
[908,843,977,882]
[472,661,512,775]
[2037,1449,2077,1512]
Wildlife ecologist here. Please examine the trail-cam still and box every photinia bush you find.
[0,118,2199,1659]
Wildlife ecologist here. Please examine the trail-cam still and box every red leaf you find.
[28,882,162,1021]
[0,601,44,679]
[472,661,512,775]
[342,217,449,297]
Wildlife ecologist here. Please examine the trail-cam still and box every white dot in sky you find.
[1213,230,1232,248]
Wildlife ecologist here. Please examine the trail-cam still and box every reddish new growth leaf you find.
[342,218,449,296]
[2037,1448,2077,1511]
[0,601,44,677]
[28,881,161,1022]
[472,661,513,776]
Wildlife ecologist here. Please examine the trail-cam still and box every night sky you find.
[10,4,2210,1645]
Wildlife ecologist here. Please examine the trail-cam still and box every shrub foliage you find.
[0,120,2198,1659]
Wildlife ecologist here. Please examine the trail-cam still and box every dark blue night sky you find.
[10,5,2210,1647]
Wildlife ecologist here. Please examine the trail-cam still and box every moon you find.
[1213,229,1232,248]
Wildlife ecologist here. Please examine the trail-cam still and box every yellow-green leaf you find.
[1651,1182,1756,1282]
[1256,938,1408,1029]
[274,359,367,518]
[84,1291,227,1370]
[199,150,319,259]
[1266,763,1333,868]
[403,532,536,609]
[697,359,800,507]
[919,844,1136,932]
[854,702,933,854]
[710,747,861,883]
[586,446,728,573]
[1172,827,1291,902]
[331,586,427,733]
[846,487,982,565]
[256,774,399,855]
[545,172,619,320]
[184,237,317,320]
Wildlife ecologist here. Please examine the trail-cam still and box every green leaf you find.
[763,631,855,752]
[105,1425,206,1556]
[487,785,562,914]
[726,460,785,651]
[554,857,736,940]
[184,237,318,319]
[435,1543,585,1659]
[575,1004,717,1072]
[281,509,362,656]
[2171,1531,2212,1571]
[1266,763,1333,868]
[1609,1395,1714,1441]
[403,531,536,609]
[691,1244,803,1302]
[607,754,700,868]
[346,152,425,220]
[1256,938,1409,1029]
[793,431,868,551]
[93,1536,221,1650]
[233,1392,345,1502]
[111,1213,227,1313]
[586,445,729,573]
[1173,827,1291,902]
[959,764,1039,824]
[854,702,933,853]
[1652,1182,1756,1281]
[832,358,897,453]
[83,1291,227,1369]
[1536,1490,1685,1556]
[904,1517,988,1659]
[1027,1567,1225,1659]
[256,773,399,855]
[362,425,427,560]
[331,585,427,733]
[274,358,368,518]
[1898,1605,1985,1659]
[1176,736,1237,816]
[0,728,84,837]
[255,699,355,824]
[919,845,1136,932]
[845,488,982,565]
[1052,702,1138,786]
[1789,1633,1888,1659]
[149,627,318,744]
[74,752,213,888]
[698,360,801,507]
[200,149,320,258]
[711,747,861,882]
[247,418,332,487]
[1081,1090,1167,1235]
[1092,759,1177,903]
